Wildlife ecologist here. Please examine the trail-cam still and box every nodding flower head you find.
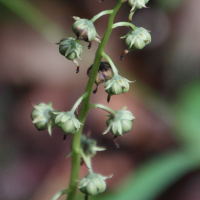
[121,27,151,50]
[87,62,113,85]
[80,135,105,158]
[53,111,82,134]
[104,74,135,102]
[72,17,100,44]
[103,107,135,136]
[31,102,55,135]
[120,27,151,59]
[57,37,83,60]
[87,62,114,93]
[128,0,149,12]
[79,172,112,196]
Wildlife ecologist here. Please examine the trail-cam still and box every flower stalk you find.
[90,10,113,23]
[112,21,137,30]
[90,103,116,116]
[71,92,88,113]
[102,52,118,75]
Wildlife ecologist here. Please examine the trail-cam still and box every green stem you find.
[129,9,136,22]
[71,92,88,113]
[66,1,123,200]
[90,10,113,23]
[112,22,137,30]
[102,52,118,75]
[90,104,116,116]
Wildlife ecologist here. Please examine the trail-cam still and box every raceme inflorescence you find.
[31,1,151,200]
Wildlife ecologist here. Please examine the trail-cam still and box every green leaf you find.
[173,80,200,147]
[96,151,200,200]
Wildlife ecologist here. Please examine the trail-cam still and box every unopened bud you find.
[128,0,149,12]
[53,111,82,134]
[79,172,111,196]
[120,27,151,59]
[103,107,135,136]
[58,37,83,60]
[72,17,100,46]
[81,135,105,157]
[31,103,55,135]
[104,74,134,102]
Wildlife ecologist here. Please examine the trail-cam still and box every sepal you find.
[120,27,151,59]
[53,111,82,134]
[72,17,100,47]
[57,37,84,73]
[31,102,55,136]
[103,107,135,136]
[79,172,112,196]
[104,74,135,102]
[128,0,149,11]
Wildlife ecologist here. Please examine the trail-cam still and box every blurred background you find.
[0,0,200,200]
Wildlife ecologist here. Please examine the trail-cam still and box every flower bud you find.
[120,27,151,59]
[56,37,84,73]
[72,17,100,46]
[31,103,55,135]
[79,172,111,196]
[81,135,105,157]
[128,0,149,12]
[87,62,114,93]
[53,111,82,134]
[103,107,135,136]
[104,74,134,102]
[123,28,151,49]
[57,37,83,60]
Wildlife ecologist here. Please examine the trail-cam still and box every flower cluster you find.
[56,16,101,72]
[31,94,86,137]
[30,1,152,199]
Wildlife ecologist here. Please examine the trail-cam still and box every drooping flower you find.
[81,135,105,158]
[67,135,106,169]
[79,172,112,196]
[57,37,83,73]
[103,107,135,136]
[87,62,113,93]
[120,27,151,59]
[31,102,55,136]
[72,16,100,48]
[53,111,82,134]
[104,74,135,102]
[127,0,149,21]
[128,0,149,12]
